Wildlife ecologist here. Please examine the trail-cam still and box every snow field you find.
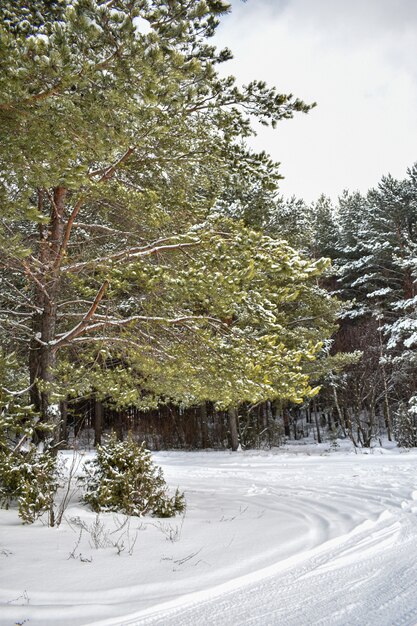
[1,444,417,626]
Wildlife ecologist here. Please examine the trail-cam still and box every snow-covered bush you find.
[82,434,185,517]
[0,392,59,524]
[0,449,59,524]
[394,401,417,448]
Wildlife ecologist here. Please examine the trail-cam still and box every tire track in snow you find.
[3,453,417,626]
[124,511,417,626]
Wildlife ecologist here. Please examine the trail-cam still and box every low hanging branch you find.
[50,314,227,353]
[1,381,36,397]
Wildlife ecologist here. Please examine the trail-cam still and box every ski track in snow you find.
[126,513,417,626]
[1,448,417,626]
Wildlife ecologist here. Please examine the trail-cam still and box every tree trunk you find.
[293,413,298,440]
[29,187,67,443]
[94,398,104,447]
[261,402,268,429]
[378,325,393,441]
[115,411,123,441]
[60,399,68,444]
[200,402,209,448]
[283,409,290,438]
[228,407,239,451]
[313,399,322,444]
[266,401,273,447]
[332,385,347,437]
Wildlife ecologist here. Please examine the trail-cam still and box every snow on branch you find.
[81,314,224,334]
[62,238,200,273]
[51,310,224,352]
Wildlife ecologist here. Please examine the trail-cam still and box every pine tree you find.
[311,165,417,446]
[0,352,59,523]
[83,433,185,517]
[1,0,328,438]
[394,402,417,448]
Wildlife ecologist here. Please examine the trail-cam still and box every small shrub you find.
[3,450,59,524]
[82,433,185,517]
[395,401,417,448]
[0,394,59,524]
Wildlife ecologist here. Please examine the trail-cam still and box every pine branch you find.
[73,223,139,238]
[62,239,200,273]
[82,314,224,334]
[22,261,51,302]
[89,147,136,182]
[0,83,61,111]
[51,281,109,351]
[53,196,84,270]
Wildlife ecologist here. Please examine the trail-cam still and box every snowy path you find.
[1,446,417,626]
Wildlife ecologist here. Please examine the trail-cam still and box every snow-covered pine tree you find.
[315,166,417,446]
[394,402,417,448]
[0,0,332,441]
[83,433,185,517]
[0,353,59,524]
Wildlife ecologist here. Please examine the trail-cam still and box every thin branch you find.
[1,381,35,397]
[73,222,138,238]
[53,196,84,270]
[70,336,176,360]
[53,145,137,270]
[22,261,51,302]
[0,82,61,111]
[62,239,200,273]
[51,280,109,351]
[0,318,33,335]
[81,314,224,334]
[12,435,29,454]
[88,146,136,181]
[0,309,32,318]
[0,50,121,112]
[45,188,60,219]
[57,299,94,309]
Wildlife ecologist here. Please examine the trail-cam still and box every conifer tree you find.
[0,0,334,439]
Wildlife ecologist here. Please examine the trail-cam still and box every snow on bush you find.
[82,433,185,518]
[394,401,417,448]
[0,397,59,524]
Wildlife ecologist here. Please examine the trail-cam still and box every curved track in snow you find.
[92,451,417,626]
[126,510,417,626]
[1,448,417,626]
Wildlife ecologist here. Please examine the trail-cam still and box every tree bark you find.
[313,399,322,444]
[332,385,347,437]
[29,187,67,442]
[94,398,104,447]
[228,407,239,451]
[283,409,290,438]
[200,402,209,448]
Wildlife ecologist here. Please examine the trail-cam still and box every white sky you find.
[214,0,417,202]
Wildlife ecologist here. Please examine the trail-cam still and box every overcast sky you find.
[214,0,417,202]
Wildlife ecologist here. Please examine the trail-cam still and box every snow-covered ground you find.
[1,442,417,626]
